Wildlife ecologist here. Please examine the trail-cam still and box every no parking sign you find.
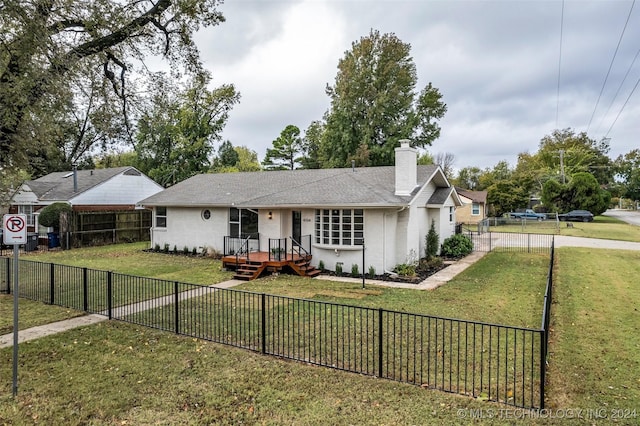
[3,213,27,397]
[3,214,27,245]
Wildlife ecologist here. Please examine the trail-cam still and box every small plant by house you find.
[440,234,473,258]
[335,262,343,275]
[351,264,359,276]
[425,219,439,259]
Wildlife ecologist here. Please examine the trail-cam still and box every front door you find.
[292,211,302,243]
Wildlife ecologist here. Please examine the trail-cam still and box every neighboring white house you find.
[139,141,462,274]
[10,166,163,231]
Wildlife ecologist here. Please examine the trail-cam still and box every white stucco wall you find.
[151,207,228,253]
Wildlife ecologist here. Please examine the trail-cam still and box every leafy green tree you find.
[320,29,446,167]
[486,180,529,217]
[541,172,610,215]
[0,0,225,172]
[536,129,613,186]
[135,73,239,186]
[541,179,565,212]
[417,151,434,166]
[299,121,323,169]
[235,146,262,172]
[211,140,239,171]
[94,151,139,169]
[263,125,303,170]
[454,166,483,190]
[565,172,610,215]
[615,149,640,201]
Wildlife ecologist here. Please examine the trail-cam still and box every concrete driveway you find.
[603,208,640,226]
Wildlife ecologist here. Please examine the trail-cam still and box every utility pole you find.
[558,149,566,184]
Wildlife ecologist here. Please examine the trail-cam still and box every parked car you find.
[507,209,546,221]
[558,210,594,222]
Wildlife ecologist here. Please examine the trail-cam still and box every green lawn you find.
[489,215,640,242]
[1,243,638,424]
[23,242,234,284]
[0,296,84,334]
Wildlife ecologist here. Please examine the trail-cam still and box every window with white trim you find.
[156,207,167,228]
[18,205,35,226]
[471,203,480,215]
[315,209,363,246]
[449,206,454,222]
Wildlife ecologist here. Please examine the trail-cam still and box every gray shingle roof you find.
[28,167,137,201]
[140,165,442,208]
[427,187,455,206]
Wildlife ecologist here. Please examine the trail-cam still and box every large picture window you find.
[229,208,258,238]
[156,207,167,228]
[315,209,363,246]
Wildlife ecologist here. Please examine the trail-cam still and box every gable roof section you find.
[426,187,463,208]
[455,187,488,204]
[140,165,442,208]
[26,167,139,201]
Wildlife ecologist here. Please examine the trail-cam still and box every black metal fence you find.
[466,231,554,254]
[0,238,555,409]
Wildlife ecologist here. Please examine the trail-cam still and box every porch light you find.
[268,211,273,220]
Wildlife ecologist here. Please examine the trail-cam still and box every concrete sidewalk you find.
[0,279,246,349]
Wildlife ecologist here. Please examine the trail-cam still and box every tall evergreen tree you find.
[263,125,303,170]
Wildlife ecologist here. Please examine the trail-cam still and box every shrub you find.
[394,263,416,277]
[183,246,189,255]
[154,243,161,252]
[440,234,473,258]
[351,264,359,276]
[163,244,169,253]
[368,265,376,278]
[172,245,177,253]
[192,247,198,256]
[38,202,72,231]
[425,219,439,259]
[335,262,343,275]
[318,260,325,271]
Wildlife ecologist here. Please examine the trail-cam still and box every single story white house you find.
[139,141,462,276]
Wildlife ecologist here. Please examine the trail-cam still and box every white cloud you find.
[193,0,640,168]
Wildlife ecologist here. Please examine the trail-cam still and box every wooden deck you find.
[222,251,321,281]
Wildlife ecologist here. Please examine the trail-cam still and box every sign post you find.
[3,214,26,397]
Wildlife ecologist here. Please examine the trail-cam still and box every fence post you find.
[49,263,55,305]
[107,271,112,320]
[174,281,180,335]
[540,330,546,409]
[528,233,531,253]
[5,257,10,294]
[378,308,384,378]
[83,267,88,312]
[489,232,492,252]
[261,293,266,354]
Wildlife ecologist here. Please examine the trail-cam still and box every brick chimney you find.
[394,139,417,196]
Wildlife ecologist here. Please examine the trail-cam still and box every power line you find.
[586,0,636,132]
[605,72,640,138]
[595,44,640,134]
[555,0,564,129]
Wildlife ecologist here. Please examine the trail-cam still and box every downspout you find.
[383,206,407,275]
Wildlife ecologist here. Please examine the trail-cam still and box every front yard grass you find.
[22,242,234,285]
[545,248,640,410]
[3,243,638,424]
[488,215,640,242]
[0,296,84,334]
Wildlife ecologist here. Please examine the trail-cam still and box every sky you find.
[194,0,640,172]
